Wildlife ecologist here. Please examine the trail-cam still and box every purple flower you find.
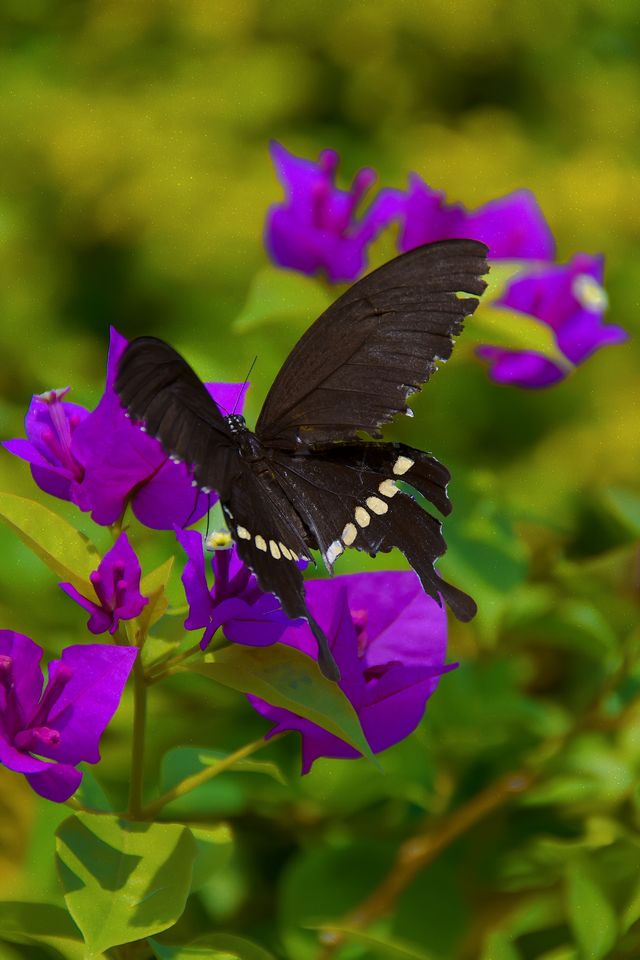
[397,174,556,261]
[2,388,88,502]
[4,327,248,530]
[476,253,628,388]
[176,528,290,650]
[60,531,148,635]
[248,572,452,773]
[0,631,136,802]
[265,141,402,283]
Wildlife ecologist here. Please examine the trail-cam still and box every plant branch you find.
[316,769,534,958]
[139,732,286,820]
[145,640,204,685]
[127,646,148,820]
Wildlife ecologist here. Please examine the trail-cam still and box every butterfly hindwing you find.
[256,239,488,447]
[220,469,340,679]
[269,443,476,621]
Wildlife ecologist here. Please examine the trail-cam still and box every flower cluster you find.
[265,142,627,387]
[60,531,148,635]
[176,528,291,649]
[248,572,452,772]
[265,142,400,283]
[3,327,247,530]
[0,631,136,801]
[476,253,627,388]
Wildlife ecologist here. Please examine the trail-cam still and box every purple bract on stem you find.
[248,572,453,772]
[60,531,148,635]
[2,387,88,503]
[3,327,248,530]
[265,141,402,283]
[476,253,628,388]
[0,631,136,801]
[176,528,292,650]
[396,174,556,261]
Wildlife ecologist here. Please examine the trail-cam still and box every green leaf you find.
[469,304,566,364]
[280,841,395,959]
[150,933,276,960]
[142,635,182,671]
[0,901,85,954]
[436,475,528,641]
[186,644,373,760]
[232,266,331,332]
[480,930,522,960]
[189,824,234,892]
[55,812,197,956]
[524,735,633,807]
[138,556,175,634]
[565,857,618,960]
[467,258,567,362]
[480,260,532,300]
[309,925,434,959]
[605,487,640,536]
[0,492,100,593]
[73,771,113,813]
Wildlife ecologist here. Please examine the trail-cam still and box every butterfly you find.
[116,239,489,680]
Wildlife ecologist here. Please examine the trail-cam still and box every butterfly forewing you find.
[116,336,242,498]
[255,239,489,447]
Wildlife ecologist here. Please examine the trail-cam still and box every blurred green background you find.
[1,2,640,959]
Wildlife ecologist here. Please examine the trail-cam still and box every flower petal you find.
[0,630,44,723]
[131,459,213,529]
[58,582,112,635]
[175,528,213,630]
[466,189,555,260]
[25,763,83,803]
[43,644,137,765]
[476,346,567,388]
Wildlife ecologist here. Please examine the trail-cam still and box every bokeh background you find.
[1,2,640,958]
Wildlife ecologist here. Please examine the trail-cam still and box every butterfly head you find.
[225,413,247,435]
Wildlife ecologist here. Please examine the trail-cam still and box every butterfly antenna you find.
[232,356,258,414]
[204,493,213,541]
[182,483,204,528]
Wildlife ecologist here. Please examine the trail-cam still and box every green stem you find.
[145,632,230,685]
[145,641,204,685]
[127,652,147,819]
[64,796,90,813]
[139,732,286,820]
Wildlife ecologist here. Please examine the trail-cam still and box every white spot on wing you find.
[326,540,343,564]
[393,455,414,476]
[278,542,292,560]
[269,540,281,559]
[366,496,388,515]
[237,526,251,540]
[342,522,357,545]
[379,478,399,498]
[355,506,370,528]
[255,535,267,552]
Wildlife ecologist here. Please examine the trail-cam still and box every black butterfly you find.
[116,239,489,680]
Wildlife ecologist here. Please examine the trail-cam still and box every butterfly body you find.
[116,239,490,679]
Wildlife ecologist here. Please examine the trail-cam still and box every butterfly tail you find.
[307,615,341,682]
